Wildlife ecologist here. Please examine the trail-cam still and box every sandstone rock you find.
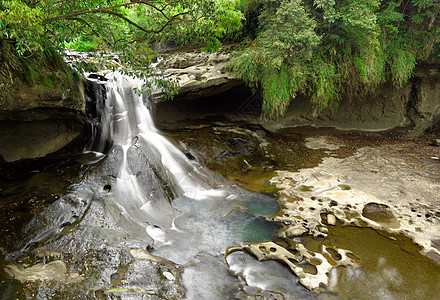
[431,239,440,251]
[129,248,162,262]
[362,202,398,224]
[0,118,84,162]
[305,136,340,150]
[413,67,440,129]
[327,214,337,225]
[0,50,86,162]
[155,46,241,102]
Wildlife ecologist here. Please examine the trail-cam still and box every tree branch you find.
[145,3,170,20]
[146,10,190,34]
[99,10,152,33]
[45,3,191,35]
[66,17,101,37]
[43,0,156,23]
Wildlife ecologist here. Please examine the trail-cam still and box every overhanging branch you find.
[43,0,155,23]
[66,17,101,37]
[43,0,190,35]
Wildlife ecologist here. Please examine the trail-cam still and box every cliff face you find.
[276,65,439,132]
[0,42,86,163]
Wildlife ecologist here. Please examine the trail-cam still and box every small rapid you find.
[84,73,235,244]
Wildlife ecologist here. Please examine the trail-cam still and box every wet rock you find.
[4,260,82,283]
[426,251,440,265]
[215,137,253,160]
[162,271,175,281]
[60,221,72,228]
[362,203,397,224]
[129,248,162,262]
[95,289,106,300]
[431,239,440,252]
[184,151,196,160]
[283,226,308,237]
[228,137,252,151]
[242,241,359,292]
[32,247,61,258]
[215,150,240,160]
[110,272,121,285]
[88,73,108,81]
[305,136,340,150]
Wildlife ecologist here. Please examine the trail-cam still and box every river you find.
[1,72,440,299]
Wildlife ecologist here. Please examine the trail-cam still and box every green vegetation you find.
[232,0,440,118]
[0,37,73,101]
[1,0,439,118]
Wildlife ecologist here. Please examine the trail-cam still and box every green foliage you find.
[129,0,244,50]
[0,37,73,103]
[233,0,440,119]
[64,38,102,52]
[0,0,244,95]
[0,0,45,55]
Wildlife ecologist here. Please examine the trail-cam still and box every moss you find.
[0,38,78,101]
[39,75,57,88]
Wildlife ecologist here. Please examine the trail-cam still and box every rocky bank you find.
[166,121,440,295]
[0,43,86,163]
[2,45,439,163]
[154,47,440,132]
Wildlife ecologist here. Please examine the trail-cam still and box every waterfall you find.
[84,72,230,246]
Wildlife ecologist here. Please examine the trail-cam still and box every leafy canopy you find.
[0,0,244,89]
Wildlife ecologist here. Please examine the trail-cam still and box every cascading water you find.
[4,71,312,299]
[84,73,231,243]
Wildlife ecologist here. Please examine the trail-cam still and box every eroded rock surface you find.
[4,260,82,284]
[259,144,440,291]
[362,202,398,224]
[275,147,439,246]
[155,45,241,101]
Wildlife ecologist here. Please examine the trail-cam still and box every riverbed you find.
[0,74,439,299]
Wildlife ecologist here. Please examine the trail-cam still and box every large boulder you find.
[412,63,440,130]
[276,84,411,131]
[274,61,440,131]
[0,42,86,163]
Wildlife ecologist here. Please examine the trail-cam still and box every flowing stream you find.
[0,73,314,299]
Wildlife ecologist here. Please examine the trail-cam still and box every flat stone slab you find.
[250,143,440,291]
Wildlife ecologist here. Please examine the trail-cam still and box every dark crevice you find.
[154,84,260,128]
[406,77,423,128]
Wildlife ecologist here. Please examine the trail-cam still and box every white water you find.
[85,72,249,254]
[90,73,225,198]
